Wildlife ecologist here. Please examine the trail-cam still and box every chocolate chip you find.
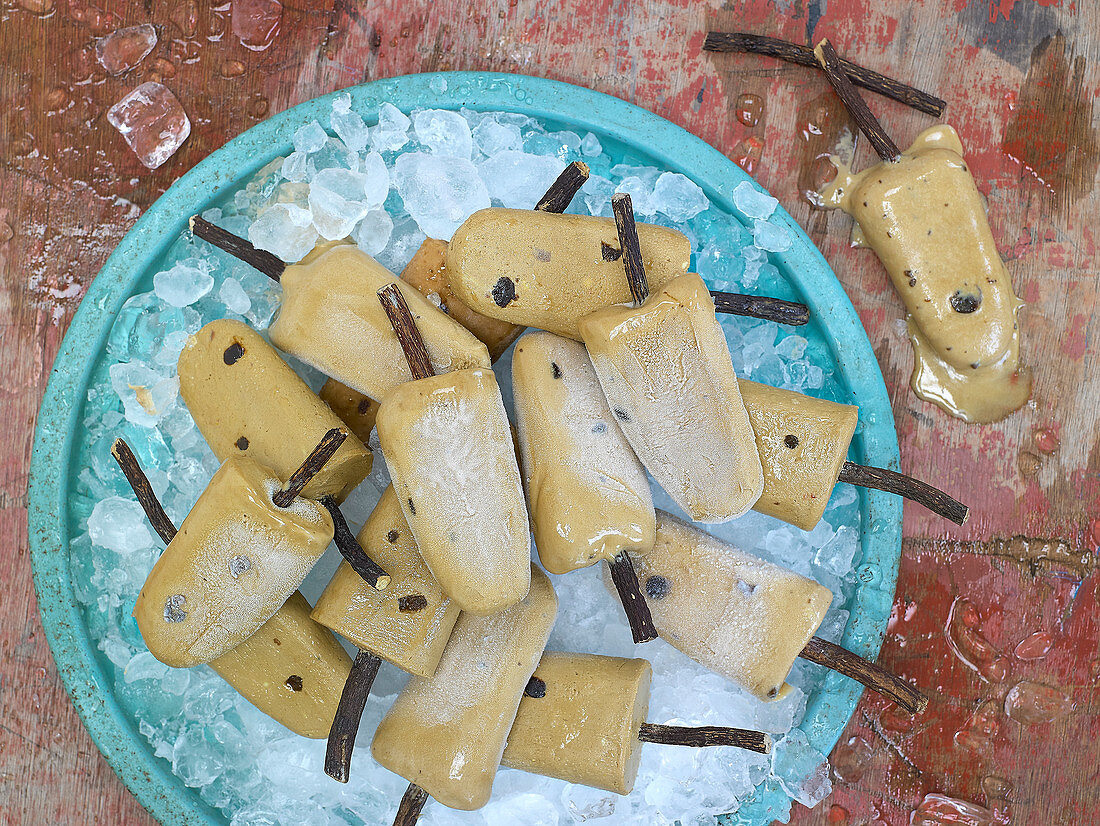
[285,675,303,692]
[398,594,429,612]
[524,676,547,698]
[164,594,186,623]
[491,277,517,307]
[357,398,372,415]
[905,269,916,288]
[235,436,249,450]
[601,241,622,262]
[784,434,799,449]
[950,289,982,313]
[645,575,671,600]
[613,407,630,422]
[386,529,400,543]
[407,499,416,515]
[223,341,245,365]
[551,362,562,379]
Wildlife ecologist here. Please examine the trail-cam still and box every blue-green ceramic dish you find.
[27,71,901,826]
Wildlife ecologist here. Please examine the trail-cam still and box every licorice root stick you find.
[703,31,947,117]
[272,428,348,507]
[837,461,969,525]
[112,439,177,542]
[319,495,391,589]
[637,723,772,753]
[814,38,901,163]
[324,648,383,782]
[189,215,286,281]
[393,782,430,826]
[378,284,435,380]
[800,636,929,713]
[536,161,590,213]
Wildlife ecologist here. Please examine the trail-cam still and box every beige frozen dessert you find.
[400,237,524,361]
[132,456,333,668]
[501,652,651,794]
[375,366,531,615]
[578,272,764,522]
[267,242,490,401]
[820,124,1030,423]
[208,591,352,739]
[609,511,833,701]
[178,319,372,503]
[446,208,691,339]
[318,378,378,445]
[738,379,860,531]
[512,331,654,574]
[371,565,558,811]
[311,485,460,678]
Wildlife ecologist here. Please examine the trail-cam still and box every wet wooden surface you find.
[1,1,1097,824]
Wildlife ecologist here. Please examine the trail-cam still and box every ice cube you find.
[393,151,489,240]
[280,151,310,182]
[412,109,473,159]
[615,176,656,216]
[107,82,191,170]
[579,131,603,157]
[231,0,282,51]
[473,118,523,157]
[124,650,170,683]
[88,496,155,554]
[753,219,792,253]
[154,260,213,307]
[248,203,319,263]
[95,24,157,75]
[479,150,566,208]
[293,120,328,155]
[375,213,426,274]
[652,172,709,222]
[352,208,394,255]
[217,278,251,315]
[308,167,377,240]
[771,728,832,808]
[581,175,615,217]
[109,362,179,426]
[373,102,411,152]
[731,181,778,220]
[330,93,369,153]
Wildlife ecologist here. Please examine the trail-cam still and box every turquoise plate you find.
[27,71,901,826]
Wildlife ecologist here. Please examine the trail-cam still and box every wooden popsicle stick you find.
[837,461,969,525]
[606,552,659,644]
[711,291,810,326]
[324,648,384,783]
[393,782,430,826]
[535,161,590,213]
[378,284,436,380]
[637,723,771,754]
[189,215,286,282]
[702,32,946,117]
[111,439,177,544]
[814,38,902,163]
[319,495,390,590]
[271,428,348,508]
[799,636,928,713]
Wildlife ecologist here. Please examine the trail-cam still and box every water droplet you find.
[18,0,54,15]
[151,58,177,79]
[827,803,849,825]
[45,87,71,113]
[945,596,1008,682]
[221,59,245,78]
[981,775,1012,802]
[248,95,269,119]
[830,735,872,783]
[171,0,199,37]
[731,135,763,174]
[1017,449,1041,477]
[735,92,763,127]
[911,793,995,826]
[0,221,13,244]
[1014,630,1052,660]
[1004,680,1074,724]
[232,0,283,51]
[953,700,999,760]
[1033,427,1059,453]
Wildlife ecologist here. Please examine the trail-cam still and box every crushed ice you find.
[74,94,861,825]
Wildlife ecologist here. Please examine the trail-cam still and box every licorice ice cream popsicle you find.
[132,455,334,668]
[512,330,655,575]
[311,485,459,679]
[371,565,558,811]
[178,319,372,503]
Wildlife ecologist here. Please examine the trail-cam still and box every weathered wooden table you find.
[2,1,1096,823]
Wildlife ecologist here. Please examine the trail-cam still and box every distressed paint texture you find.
[1,0,1098,824]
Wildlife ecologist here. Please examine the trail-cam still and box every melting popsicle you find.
[812,38,1029,423]
[610,510,928,711]
[578,194,764,523]
[112,440,352,738]
[131,431,346,668]
[512,330,658,642]
[501,652,771,795]
[374,283,531,615]
[372,565,558,815]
